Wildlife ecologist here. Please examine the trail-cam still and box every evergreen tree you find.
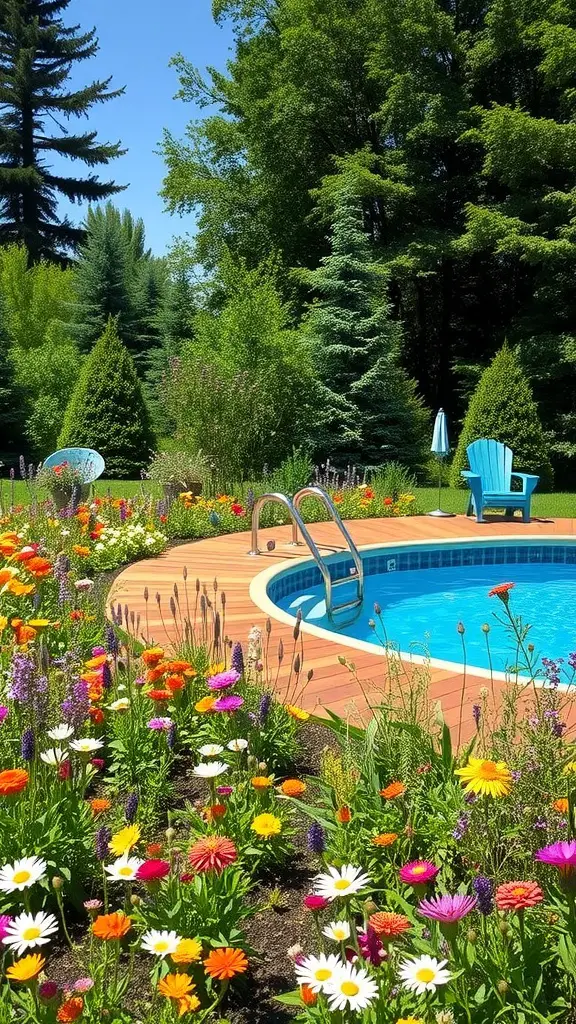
[451,346,553,489]
[58,318,155,478]
[0,0,125,263]
[144,270,195,436]
[302,186,428,468]
[0,290,25,452]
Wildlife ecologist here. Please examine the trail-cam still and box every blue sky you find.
[59,0,233,254]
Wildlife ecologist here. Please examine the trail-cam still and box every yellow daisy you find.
[109,824,141,857]
[455,757,512,798]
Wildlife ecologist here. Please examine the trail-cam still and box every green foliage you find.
[58,318,156,478]
[0,0,124,262]
[451,346,554,488]
[0,244,74,349]
[13,339,82,457]
[369,461,418,501]
[0,292,25,452]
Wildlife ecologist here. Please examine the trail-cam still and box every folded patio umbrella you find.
[428,408,455,518]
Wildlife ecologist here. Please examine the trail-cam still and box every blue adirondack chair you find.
[461,439,539,523]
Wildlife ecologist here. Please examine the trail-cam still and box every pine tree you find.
[144,270,195,436]
[302,185,428,468]
[58,318,155,478]
[0,0,125,263]
[0,290,25,452]
[451,346,553,489]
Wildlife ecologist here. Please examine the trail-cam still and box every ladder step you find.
[332,598,362,613]
[332,576,359,588]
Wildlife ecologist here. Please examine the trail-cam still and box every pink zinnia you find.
[91,758,105,770]
[418,892,477,922]
[135,859,171,882]
[217,785,233,796]
[0,707,8,724]
[303,894,329,911]
[213,694,244,712]
[535,840,576,872]
[399,860,439,885]
[207,670,240,691]
[0,914,12,941]
[73,978,94,993]
[147,717,172,731]
[188,836,238,874]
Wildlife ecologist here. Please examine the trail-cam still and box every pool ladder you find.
[248,485,364,622]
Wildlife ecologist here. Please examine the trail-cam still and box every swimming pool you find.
[256,538,576,677]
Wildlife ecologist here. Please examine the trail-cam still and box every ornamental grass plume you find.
[455,757,512,798]
[495,881,544,910]
[203,946,249,980]
[188,836,238,874]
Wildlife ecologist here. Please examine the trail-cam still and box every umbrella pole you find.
[427,454,455,518]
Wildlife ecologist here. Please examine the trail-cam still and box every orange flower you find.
[57,997,84,1022]
[146,664,169,683]
[195,696,216,713]
[251,776,273,790]
[14,625,37,644]
[70,610,85,622]
[203,947,248,980]
[146,842,163,856]
[178,994,201,1016]
[368,911,411,938]
[188,836,237,874]
[335,805,351,823]
[172,938,202,964]
[88,707,104,725]
[25,556,52,578]
[553,798,569,814]
[0,768,29,795]
[89,798,111,815]
[80,670,102,686]
[372,833,398,847]
[166,674,185,692]
[0,538,18,556]
[147,689,172,701]
[0,568,17,586]
[204,803,227,822]
[72,545,91,557]
[495,881,543,911]
[6,953,45,982]
[158,974,195,1000]
[488,582,515,598]
[300,984,317,1006]
[84,654,107,670]
[5,579,35,595]
[92,912,132,940]
[380,781,406,799]
[163,660,192,673]
[280,779,306,797]
[142,646,164,667]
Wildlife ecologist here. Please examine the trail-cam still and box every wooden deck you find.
[109,514,576,736]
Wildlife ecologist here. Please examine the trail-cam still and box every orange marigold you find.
[0,768,29,795]
[380,781,406,799]
[372,833,398,847]
[89,798,111,815]
[279,779,306,798]
[251,776,273,790]
[5,953,45,982]
[553,798,569,814]
[141,646,165,667]
[488,582,515,599]
[158,974,195,1000]
[57,997,84,1022]
[72,545,90,557]
[203,946,248,980]
[300,984,317,1006]
[195,696,216,713]
[5,579,35,596]
[335,805,351,823]
[166,674,185,692]
[92,912,132,940]
[25,556,52,578]
[368,911,411,939]
[147,689,173,702]
[284,704,309,721]
[163,660,192,673]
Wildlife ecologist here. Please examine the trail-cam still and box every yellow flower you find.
[172,938,202,964]
[284,703,309,721]
[455,757,512,798]
[251,776,273,790]
[209,662,225,675]
[251,813,282,839]
[109,824,141,856]
[0,615,7,632]
[396,1018,424,1024]
[564,762,576,775]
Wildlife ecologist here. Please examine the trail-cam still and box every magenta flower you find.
[0,707,8,724]
[418,892,477,922]
[217,785,234,796]
[399,860,440,886]
[39,981,59,1000]
[147,716,173,731]
[213,694,244,712]
[535,840,576,872]
[358,927,387,966]
[207,669,241,691]
[303,894,329,911]
[91,646,106,657]
[0,914,12,941]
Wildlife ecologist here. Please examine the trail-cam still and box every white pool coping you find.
[249,535,576,686]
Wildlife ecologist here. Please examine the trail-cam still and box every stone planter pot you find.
[51,483,91,510]
[163,480,202,504]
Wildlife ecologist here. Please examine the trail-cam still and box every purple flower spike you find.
[213,694,244,712]
[207,669,241,691]
[472,876,493,915]
[231,643,244,677]
[418,892,477,923]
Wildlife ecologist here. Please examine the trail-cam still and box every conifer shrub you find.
[58,318,155,478]
[451,346,553,489]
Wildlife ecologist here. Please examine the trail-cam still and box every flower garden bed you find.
[2,496,576,1023]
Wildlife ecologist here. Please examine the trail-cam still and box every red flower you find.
[384,497,393,506]
[188,836,237,874]
[91,758,105,770]
[70,610,85,622]
[58,760,71,781]
[147,689,173,701]
[57,997,83,1022]
[335,805,351,823]
[488,582,515,599]
[303,894,329,911]
[364,488,374,499]
[495,881,543,911]
[136,859,171,882]
[26,556,52,577]
[89,707,104,725]
[160,515,167,523]
[231,503,245,516]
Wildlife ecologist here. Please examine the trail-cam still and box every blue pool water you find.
[271,545,576,674]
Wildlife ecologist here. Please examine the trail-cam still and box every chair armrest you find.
[512,473,539,494]
[461,471,480,480]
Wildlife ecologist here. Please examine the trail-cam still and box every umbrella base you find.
[427,508,456,518]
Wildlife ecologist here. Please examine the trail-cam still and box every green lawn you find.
[2,478,574,519]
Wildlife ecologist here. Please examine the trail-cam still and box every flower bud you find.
[457,621,465,635]
[363,900,378,916]
[466,928,477,944]
[52,876,63,890]
[498,920,511,937]
[130,894,141,906]
[165,827,175,841]
[497,979,509,994]
[481,623,490,633]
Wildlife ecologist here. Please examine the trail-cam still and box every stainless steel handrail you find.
[292,486,364,606]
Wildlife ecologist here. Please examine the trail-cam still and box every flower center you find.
[22,927,41,941]
[334,879,351,890]
[205,838,219,851]
[416,968,435,983]
[334,928,347,940]
[155,941,169,951]
[477,761,498,779]
[411,865,427,876]
[511,886,527,897]
[13,870,31,884]
[315,969,331,981]
[341,981,360,996]
[118,867,133,877]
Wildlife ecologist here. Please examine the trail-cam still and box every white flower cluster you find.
[89,521,167,570]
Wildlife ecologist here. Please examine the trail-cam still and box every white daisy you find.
[197,743,224,758]
[40,747,67,766]
[104,855,144,883]
[227,738,249,752]
[295,953,345,993]
[324,963,378,1011]
[2,911,58,955]
[108,698,130,712]
[47,724,74,742]
[140,928,182,957]
[0,856,47,893]
[398,955,451,995]
[313,864,371,901]
[192,761,228,778]
[322,920,351,943]
[70,737,104,753]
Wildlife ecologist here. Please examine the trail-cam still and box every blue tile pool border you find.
[266,541,576,606]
